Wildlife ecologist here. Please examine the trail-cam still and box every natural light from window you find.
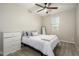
[51,16,60,31]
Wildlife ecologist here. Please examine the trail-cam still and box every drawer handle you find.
[4,36,18,38]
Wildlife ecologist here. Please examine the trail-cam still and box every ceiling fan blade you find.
[37,8,45,12]
[47,7,58,9]
[35,4,44,8]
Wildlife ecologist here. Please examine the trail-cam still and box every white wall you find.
[42,9,76,43]
[76,4,79,51]
[0,4,42,33]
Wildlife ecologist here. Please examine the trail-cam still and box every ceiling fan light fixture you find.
[44,9,47,12]
[46,11,48,14]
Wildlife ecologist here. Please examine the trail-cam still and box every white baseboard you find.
[60,40,75,44]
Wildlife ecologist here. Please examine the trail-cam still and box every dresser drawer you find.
[4,43,21,55]
[4,36,19,42]
[4,38,21,50]
[4,37,21,46]
[3,32,21,38]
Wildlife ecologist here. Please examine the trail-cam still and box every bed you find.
[22,35,60,56]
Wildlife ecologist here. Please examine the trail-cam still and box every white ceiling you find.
[18,3,77,16]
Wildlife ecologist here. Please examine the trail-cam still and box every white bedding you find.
[22,35,60,56]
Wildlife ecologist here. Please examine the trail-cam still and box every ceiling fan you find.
[35,3,58,13]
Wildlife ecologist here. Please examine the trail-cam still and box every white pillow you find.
[31,31,39,36]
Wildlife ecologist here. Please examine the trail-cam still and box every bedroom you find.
[0,3,79,56]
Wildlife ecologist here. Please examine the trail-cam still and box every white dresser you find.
[0,32,21,56]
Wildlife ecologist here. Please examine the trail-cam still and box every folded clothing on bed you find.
[40,35,57,41]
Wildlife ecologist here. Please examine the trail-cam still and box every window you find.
[51,16,60,31]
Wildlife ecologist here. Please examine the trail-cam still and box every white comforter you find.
[22,35,60,56]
